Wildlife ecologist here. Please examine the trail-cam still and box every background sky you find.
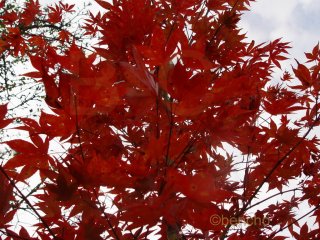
[240,0,319,66]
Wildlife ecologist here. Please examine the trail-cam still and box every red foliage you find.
[1,0,320,239]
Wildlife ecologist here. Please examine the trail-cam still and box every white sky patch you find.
[241,0,320,60]
[39,0,101,12]
[239,0,320,86]
[249,0,298,24]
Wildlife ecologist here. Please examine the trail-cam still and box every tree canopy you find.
[0,0,320,239]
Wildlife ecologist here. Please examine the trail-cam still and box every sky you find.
[240,0,320,65]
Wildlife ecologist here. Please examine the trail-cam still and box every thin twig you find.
[0,165,57,239]
[267,203,320,239]
[219,113,320,239]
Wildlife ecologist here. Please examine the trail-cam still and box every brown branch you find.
[1,55,10,99]
[0,165,58,239]
[219,114,320,239]
[242,147,250,204]
[267,203,320,239]
[73,95,86,162]
[21,23,64,32]
[86,190,121,240]
[15,181,44,208]
[174,136,197,168]
[246,188,302,211]
[165,100,174,165]
[73,99,120,240]
[208,0,241,45]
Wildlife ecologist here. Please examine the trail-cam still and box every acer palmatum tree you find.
[0,0,92,121]
[0,0,92,177]
[0,0,320,239]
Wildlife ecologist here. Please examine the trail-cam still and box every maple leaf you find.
[20,0,40,26]
[0,104,12,129]
[0,173,13,219]
[293,60,313,87]
[167,168,235,204]
[48,4,63,24]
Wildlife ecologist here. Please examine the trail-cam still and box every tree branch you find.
[219,113,320,239]
[0,165,57,239]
